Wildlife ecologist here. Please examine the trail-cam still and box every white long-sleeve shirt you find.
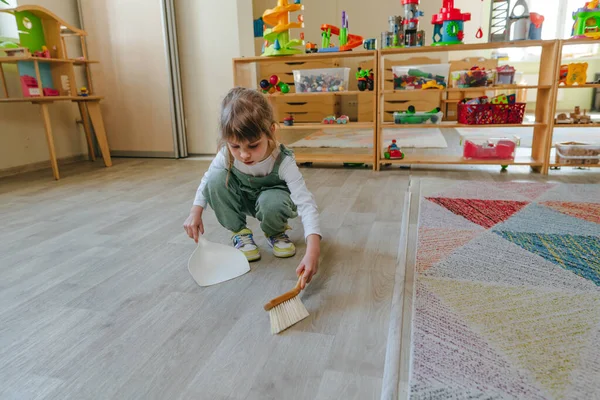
[194,146,321,239]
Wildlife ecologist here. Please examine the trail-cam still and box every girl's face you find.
[227,133,270,166]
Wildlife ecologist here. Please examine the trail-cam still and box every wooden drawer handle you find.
[285,102,308,106]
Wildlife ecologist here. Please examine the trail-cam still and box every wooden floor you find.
[0,158,597,400]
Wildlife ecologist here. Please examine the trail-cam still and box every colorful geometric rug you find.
[411,180,600,400]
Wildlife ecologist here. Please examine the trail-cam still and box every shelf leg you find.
[77,102,96,161]
[86,101,112,167]
[40,103,60,180]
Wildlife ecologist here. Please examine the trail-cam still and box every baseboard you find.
[110,150,177,158]
[0,154,88,179]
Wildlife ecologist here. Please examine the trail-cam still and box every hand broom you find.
[264,274,309,334]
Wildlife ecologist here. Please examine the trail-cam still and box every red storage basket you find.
[457,103,526,125]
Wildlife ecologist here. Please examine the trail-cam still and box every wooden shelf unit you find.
[377,40,559,172]
[232,39,600,174]
[0,5,111,180]
[233,51,379,169]
[544,39,600,173]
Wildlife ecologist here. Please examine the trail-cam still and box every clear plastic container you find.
[451,69,496,88]
[392,64,450,90]
[393,110,443,124]
[293,68,350,93]
[555,142,600,165]
[462,136,520,160]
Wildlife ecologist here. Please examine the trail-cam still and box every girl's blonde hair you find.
[219,87,278,171]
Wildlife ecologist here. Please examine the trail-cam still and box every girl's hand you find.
[183,205,204,243]
[296,234,321,289]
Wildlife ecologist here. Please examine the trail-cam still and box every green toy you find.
[394,106,443,124]
[261,0,304,56]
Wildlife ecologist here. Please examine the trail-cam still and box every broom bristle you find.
[269,295,309,334]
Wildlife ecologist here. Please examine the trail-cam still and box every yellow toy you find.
[569,63,588,85]
[261,0,305,56]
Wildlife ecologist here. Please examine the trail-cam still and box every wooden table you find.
[0,96,112,180]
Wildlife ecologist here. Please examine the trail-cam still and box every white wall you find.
[176,0,254,155]
[0,0,88,172]
[252,0,489,54]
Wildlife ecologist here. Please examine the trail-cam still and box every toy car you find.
[322,115,336,124]
[394,106,443,124]
[336,115,349,124]
[283,115,294,126]
[384,140,404,160]
[305,42,318,53]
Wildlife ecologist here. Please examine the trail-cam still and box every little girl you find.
[183,87,321,289]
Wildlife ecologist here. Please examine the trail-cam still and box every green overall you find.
[202,145,298,237]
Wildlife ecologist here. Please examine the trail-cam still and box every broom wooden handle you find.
[264,275,303,311]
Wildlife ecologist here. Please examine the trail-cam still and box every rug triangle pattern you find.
[426,197,529,229]
[487,182,557,200]
[422,277,600,399]
[495,231,600,286]
[541,201,600,225]
[426,231,599,292]
[411,280,548,399]
[416,228,480,273]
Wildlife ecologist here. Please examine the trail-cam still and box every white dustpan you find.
[188,236,250,287]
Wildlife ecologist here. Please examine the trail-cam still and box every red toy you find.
[385,140,404,159]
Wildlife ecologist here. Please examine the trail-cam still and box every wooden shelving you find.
[233,39,598,174]
[0,96,103,103]
[279,122,373,130]
[381,122,545,129]
[0,56,98,64]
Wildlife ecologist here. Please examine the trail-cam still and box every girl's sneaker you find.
[267,232,296,258]
[232,228,261,261]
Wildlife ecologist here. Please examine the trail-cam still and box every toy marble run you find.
[572,0,600,39]
[431,0,471,46]
[261,0,305,56]
[318,11,363,53]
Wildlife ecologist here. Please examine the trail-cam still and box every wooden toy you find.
[431,0,471,46]
[261,0,304,56]
[572,1,600,39]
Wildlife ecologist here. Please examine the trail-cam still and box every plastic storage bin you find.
[392,64,450,90]
[462,136,520,160]
[555,142,600,165]
[394,110,443,124]
[293,68,350,93]
[451,69,495,88]
[458,103,526,125]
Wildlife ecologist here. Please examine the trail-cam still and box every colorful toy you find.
[259,75,290,94]
[495,65,516,85]
[283,115,294,126]
[20,75,41,97]
[322,115,336,124]
[572,1,600,39]
[336,115,349,124]
[505,0,544,41]
[458,96,525,125]
[431,0,471,46]
[384,140,404,159]
[394,106,443,124]
[305,42,318,53]
[402,0,425,47]
[356,67,374,91]
[451,67,494,88]
[318,11,364,53]
[32,45,51,58]
[393,67,447,90]
[422,80,445,90]
[559,63,588,86]
[294,69,347,93]
[79,86,89,97]
[261,0,304,56]
[363,38,377,50]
